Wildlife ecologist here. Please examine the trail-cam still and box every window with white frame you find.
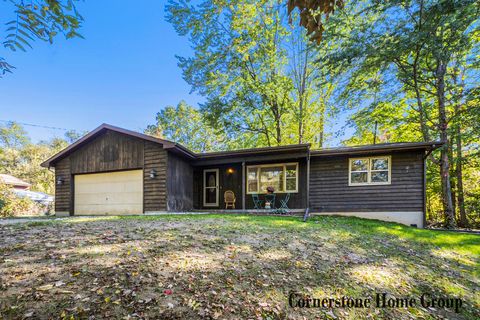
[349,156,391,185]
[247,163,298,193]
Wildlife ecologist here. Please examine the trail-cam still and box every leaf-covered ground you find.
[0,215,479,319]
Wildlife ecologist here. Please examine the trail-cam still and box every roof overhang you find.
[310,141,442,157]
[191,144,310,166]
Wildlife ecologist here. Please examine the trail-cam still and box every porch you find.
[190,146,310,211]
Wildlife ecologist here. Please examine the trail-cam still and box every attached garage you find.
[74,170,143,215]
[41,124,190,216]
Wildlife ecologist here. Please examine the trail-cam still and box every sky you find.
[0,0,349,146]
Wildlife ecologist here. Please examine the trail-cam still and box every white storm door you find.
[203,169,219,207]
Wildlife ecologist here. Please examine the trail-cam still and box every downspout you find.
[303,149,311,222]
[242,161,246,210]
[423,156,427,229]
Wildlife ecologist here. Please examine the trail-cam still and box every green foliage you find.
[1,0,83,76]
[321,0,480,227]
[0,183,36,217]
[0,122,71,195]
[145,101,226,152]
[166,0,334,148]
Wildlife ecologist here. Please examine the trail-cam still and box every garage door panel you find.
[75,204,142,215]
[74,170,143,215]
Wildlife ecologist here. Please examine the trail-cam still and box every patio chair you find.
[224,190,236,209]
[252,193,263,209]
[278,193,291,214]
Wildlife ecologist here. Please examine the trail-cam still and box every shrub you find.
[0,183,38,217]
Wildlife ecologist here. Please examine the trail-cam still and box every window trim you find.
[246,162,299,194]
[348,156,392,186]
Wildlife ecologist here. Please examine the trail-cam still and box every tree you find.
[1,0,83,77]
[64,129,87,143]
[166,0,331,148]
[0,122,30,170]
[323,0,479,228]
[145,101,225,153]
[0,122,70,194]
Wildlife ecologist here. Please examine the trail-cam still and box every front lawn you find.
[0,215,479,319]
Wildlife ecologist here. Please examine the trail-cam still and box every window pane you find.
[286,178,296,191]
[260,166,283,192]
[247,168,257,180]
[286,165,296,178]
[247,168,258,192]
[351,172,368,183]
[371,158,389,171]
[351,159,368,171]
[371,171,389,183]
[248,181,258,192]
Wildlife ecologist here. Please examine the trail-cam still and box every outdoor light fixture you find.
[56,176,64,185]
[227,168,234,174]
[149,169,157,179]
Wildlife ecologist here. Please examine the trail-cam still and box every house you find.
[41,123,441,228]
[0,174,53,205]
[0,174,32,190]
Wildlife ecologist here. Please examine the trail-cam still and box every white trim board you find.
[203,169,219,207]
[311,211,424,228]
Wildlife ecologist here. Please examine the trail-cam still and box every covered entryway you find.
[74,170,143,215]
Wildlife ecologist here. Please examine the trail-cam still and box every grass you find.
[1,214,479,319]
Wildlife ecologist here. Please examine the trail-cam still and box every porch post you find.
[242,161,246,209]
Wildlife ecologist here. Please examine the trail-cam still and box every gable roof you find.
[40,123,196,168]
[41,123,442,168]
[0,174,31,188]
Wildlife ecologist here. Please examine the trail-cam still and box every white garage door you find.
[74,170,143,215]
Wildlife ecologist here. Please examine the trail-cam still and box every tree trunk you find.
[436,60,456,228]
[412,63,430,142]
[271,101,282,145]
[455,118,467,227]
[297,47,309,144]
[452,64,468,227]
[449,145,456,217]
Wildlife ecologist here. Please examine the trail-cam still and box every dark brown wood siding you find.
[194,163,243,210]
[51,130,169,214]
[54,157,72,214]
[70,130,144,174]
[167,154,193,211]
[144,141,167,212]
[309,151,424,212]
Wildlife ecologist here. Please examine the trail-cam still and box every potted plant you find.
[265,186,275,209]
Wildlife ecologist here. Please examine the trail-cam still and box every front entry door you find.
[203,169,219,207]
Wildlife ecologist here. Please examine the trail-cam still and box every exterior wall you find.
[143,141,168,212]
[70,130,144,174]
[309,150,425,226]
[167,153,193,211]
[193,163,243,210]
[54,157,72,214]
[193,159,307,210]
[53,130,168,215]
